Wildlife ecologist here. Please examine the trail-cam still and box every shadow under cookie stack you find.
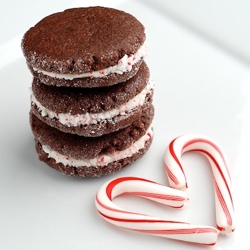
[21,7,154,177]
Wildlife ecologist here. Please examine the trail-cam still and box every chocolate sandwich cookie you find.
[30,61,154,137]
[30,105,154,177]
[22,6,146,88]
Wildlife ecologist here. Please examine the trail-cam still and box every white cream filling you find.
[33,44,147,80]
[31,81,154,127]
[42,126,153,167]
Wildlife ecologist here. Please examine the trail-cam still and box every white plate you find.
[1,1,250,249]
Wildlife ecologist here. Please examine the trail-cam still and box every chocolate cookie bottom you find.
[35,136,153,177]
[31,104,154,177]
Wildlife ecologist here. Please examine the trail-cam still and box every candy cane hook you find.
[164,134,235,235]
[96,176,219,245]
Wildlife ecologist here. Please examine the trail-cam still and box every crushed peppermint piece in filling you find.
[32,44,147,80]
[31,81,154,127]
[42,126,153,167]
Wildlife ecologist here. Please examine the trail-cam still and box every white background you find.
[0,0,250,249]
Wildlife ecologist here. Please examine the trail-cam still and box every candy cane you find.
[95,176,219,245]
[164,134,235,235]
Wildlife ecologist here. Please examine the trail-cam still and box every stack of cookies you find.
[22,7,154,177]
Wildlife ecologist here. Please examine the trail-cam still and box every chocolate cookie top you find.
[22,7,145,75]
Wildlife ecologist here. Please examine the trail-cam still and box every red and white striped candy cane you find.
[95,176,219,245]
[164,134,235,235]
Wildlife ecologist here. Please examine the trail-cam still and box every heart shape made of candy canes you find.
[95,134,235,246]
